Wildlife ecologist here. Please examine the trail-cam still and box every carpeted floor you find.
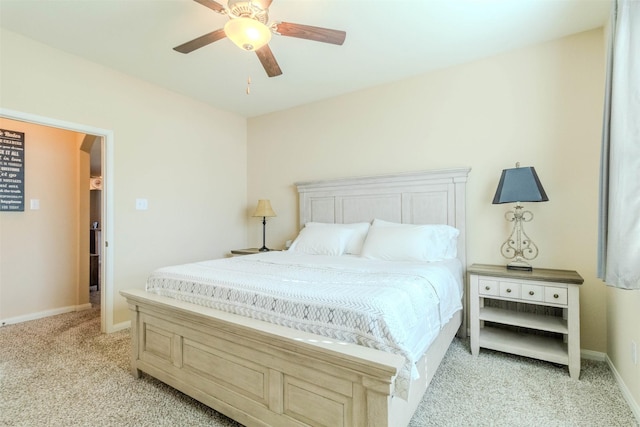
[0,293,637,427]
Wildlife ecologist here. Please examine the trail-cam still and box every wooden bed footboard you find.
[122,289,414,427]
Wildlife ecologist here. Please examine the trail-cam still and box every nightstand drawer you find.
[521,284,544,302]
[545,287,568,305]
[478,279,499,296]
[499,281,520,298]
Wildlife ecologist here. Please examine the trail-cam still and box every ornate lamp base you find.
[501,204,539,271]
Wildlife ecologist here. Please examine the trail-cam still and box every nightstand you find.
[230,248,281,256]
[468,263,583,379]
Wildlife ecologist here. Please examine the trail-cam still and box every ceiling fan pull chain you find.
[246,76,252,95]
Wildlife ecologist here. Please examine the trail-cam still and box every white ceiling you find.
[0,0,610,118]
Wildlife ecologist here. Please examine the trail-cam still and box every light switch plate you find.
[135,198,148,210]
[30,199,40,210]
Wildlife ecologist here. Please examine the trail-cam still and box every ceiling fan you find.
[173,0,347,78]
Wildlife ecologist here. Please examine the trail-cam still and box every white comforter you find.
[145,251,463,399]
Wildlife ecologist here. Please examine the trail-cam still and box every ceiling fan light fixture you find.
[224,17,272,51]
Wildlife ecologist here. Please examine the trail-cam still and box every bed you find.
[120,167,470,427]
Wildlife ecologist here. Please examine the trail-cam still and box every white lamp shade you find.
[224,17,272,51]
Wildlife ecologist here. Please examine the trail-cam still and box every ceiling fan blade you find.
[173,29,227,54]
[273,22,346,45]
[193,0,226,13]
[255,45,282,77]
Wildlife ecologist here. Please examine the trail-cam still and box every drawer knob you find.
[506,288,512,293]
[485,286,491,291]
[529,291,535,296]
[554,293,559,299]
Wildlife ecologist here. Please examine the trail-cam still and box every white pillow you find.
[303,222,371,255]
[361,219,459,261]
[288,226,354,256]
[372,219,459,257]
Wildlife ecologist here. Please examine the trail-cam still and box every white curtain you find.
[598,0,640,290]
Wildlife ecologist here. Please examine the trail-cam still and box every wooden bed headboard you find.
[295,168,471,269]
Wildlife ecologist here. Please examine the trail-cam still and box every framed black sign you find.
[0,128,25,212]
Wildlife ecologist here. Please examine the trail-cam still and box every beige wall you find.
[0,29,248,326]
[248,29,607,352]
[0,119,85,320]
[607,273,640,406]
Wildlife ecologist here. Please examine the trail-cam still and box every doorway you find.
[0,108,115,332]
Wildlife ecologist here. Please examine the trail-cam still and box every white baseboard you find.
[111,320,131,332]
[0,303,93,327]
[581,348,607,362]
[607,355,640,423]
[583,349,639,423]
[76,303,93,311]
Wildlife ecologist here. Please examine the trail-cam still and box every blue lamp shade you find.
[492,166,549,204]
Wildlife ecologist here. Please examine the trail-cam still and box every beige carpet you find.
[0,294,637,427]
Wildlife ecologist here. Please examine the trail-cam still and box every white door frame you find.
[0,108,116,333]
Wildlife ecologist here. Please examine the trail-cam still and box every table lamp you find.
[492,163,549,271]
[252,199,276,251]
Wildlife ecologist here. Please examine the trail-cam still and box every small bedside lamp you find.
[492,163,549,271]
[252,199,276,252]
